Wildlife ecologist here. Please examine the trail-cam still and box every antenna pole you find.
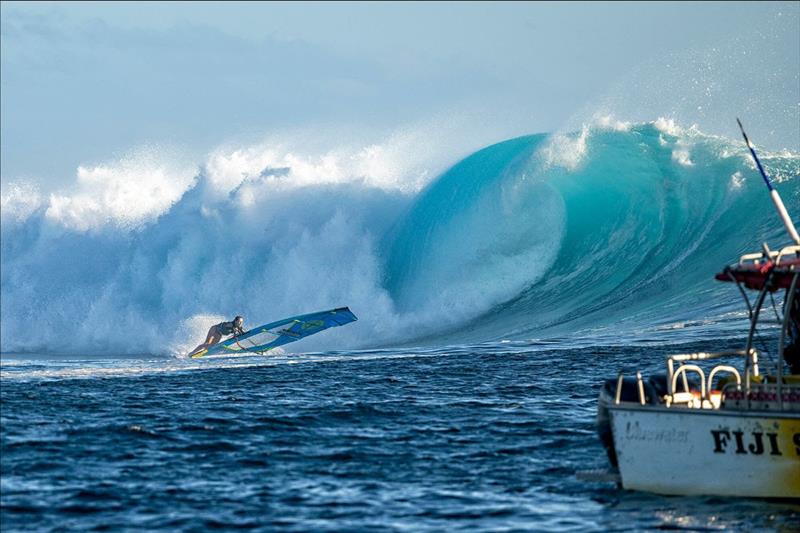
[737,118,800,244]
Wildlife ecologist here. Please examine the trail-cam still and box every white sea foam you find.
[0,126,448,355]
[652,117,684,136]
[44,147,197,232]
[538,125,589,171]
[537,113,633,171]
[592,114,632,132]
[671,147,694,166]
[729,171,744,190]
[202,123,469,200]
[0,181,42,223]
[0,350,444,382]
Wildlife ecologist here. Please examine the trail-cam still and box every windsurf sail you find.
[191,307,357,358]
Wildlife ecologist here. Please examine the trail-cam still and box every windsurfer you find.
[189,316,246,357]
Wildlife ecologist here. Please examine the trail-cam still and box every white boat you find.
[595,245,800,498]
[591,122,800,499]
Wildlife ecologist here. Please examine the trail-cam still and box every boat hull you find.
[609,405,800,498]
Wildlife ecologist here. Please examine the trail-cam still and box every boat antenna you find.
[736,118,800,244]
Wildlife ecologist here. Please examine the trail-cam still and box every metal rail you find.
[777,271,800,410]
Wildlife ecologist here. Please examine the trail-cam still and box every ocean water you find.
[2,120,800,530]
[3,340,800,532]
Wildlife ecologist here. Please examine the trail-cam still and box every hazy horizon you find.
[2,1,798,192]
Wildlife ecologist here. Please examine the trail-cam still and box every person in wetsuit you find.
[189,316,246,357]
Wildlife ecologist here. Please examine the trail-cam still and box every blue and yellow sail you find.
[191,307,357,358]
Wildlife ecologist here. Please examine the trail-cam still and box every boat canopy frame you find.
[613,243,799,412]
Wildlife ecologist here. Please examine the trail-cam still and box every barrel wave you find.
[2,120,798,354]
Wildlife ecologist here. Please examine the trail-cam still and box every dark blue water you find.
[3,341,798,531]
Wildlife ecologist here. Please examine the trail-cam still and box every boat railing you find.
[666,350,754,408]
[613,350,754,409]
[737,244,800,267]
[707,365,741,395]
[668,347,750,380]
[612,346,800,411]
[669,364,707,407]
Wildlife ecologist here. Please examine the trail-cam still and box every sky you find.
[1,1,798,190]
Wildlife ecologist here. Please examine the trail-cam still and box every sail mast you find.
[736,118,800,244]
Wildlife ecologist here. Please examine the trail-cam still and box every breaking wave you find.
[2,119,798,354]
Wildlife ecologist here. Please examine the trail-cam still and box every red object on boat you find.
[715,255,800,291]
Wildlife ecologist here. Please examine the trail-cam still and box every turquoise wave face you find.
[1,122,798,353]
[381,134,564,317]
[382,123,799,344]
